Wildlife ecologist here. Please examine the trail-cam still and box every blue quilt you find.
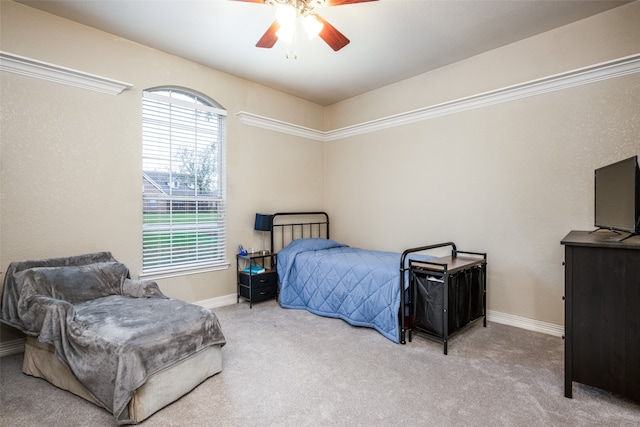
[277,238,433,343]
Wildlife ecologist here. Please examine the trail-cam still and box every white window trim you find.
[138,262,230,280]
[142,88,227,275]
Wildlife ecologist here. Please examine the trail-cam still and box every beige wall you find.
[324,1,640,326]
[0,1,325,340]
[1,1,639,344]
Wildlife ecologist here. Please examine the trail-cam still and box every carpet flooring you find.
[1,299,639,426]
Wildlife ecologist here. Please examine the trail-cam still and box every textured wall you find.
[324,2,640,326]
[0,1,325,323]
[1,0,639,344]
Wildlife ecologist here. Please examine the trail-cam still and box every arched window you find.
[142,87,226,274]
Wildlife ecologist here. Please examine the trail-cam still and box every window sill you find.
[138,262,230,280]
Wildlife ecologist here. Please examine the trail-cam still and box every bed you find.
[0,252,226,424]
[272,212,462,344]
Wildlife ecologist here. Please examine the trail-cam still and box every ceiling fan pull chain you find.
[285,23,299,59]
[293,24,299,59]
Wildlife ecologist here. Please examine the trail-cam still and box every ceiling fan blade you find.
[325,0,377,6]
[256,21,280,48]
[316,15,350,51]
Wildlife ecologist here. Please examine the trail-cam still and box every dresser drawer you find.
[239,271,277,287]
[239,282,277,303]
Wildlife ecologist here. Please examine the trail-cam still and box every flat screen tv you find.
[594,155,640,234]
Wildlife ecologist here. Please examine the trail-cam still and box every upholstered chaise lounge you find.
[0,252,226,424]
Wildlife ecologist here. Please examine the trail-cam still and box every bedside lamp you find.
[254,213,273,254]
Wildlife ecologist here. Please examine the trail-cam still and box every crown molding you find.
[0,51,132,95]
[236,111,325,141]
[237,53,640,142]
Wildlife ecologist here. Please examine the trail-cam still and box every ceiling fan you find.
[235,0,378,51]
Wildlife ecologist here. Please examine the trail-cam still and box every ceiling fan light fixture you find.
[302,14,323,39]
[275,4,296,26]
[276,22,295,43]
[252,0,375,51]
[308,0,327,8]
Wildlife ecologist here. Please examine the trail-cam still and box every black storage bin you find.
[413,271,456,336]
[469,266,484,321]
[454,269,472,329]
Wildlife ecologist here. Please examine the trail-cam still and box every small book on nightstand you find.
[242,265,266,274]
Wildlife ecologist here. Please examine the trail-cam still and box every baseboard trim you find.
[487,310,564,337]
[195,293,238,310]
[196,297,567,339]
[0,303,563,357]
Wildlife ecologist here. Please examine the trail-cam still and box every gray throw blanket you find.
[1,252,226,424]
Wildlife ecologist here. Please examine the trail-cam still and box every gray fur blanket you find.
[1,252,226,424]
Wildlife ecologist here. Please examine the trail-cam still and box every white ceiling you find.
[16,0,631,105]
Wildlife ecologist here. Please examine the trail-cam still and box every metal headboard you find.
[270,212,329,253]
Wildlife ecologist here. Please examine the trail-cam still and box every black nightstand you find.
[236,252,278,308]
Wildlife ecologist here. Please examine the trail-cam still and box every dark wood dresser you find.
[561,230,640,402]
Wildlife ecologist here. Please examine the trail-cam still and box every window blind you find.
[142,89,227,274]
